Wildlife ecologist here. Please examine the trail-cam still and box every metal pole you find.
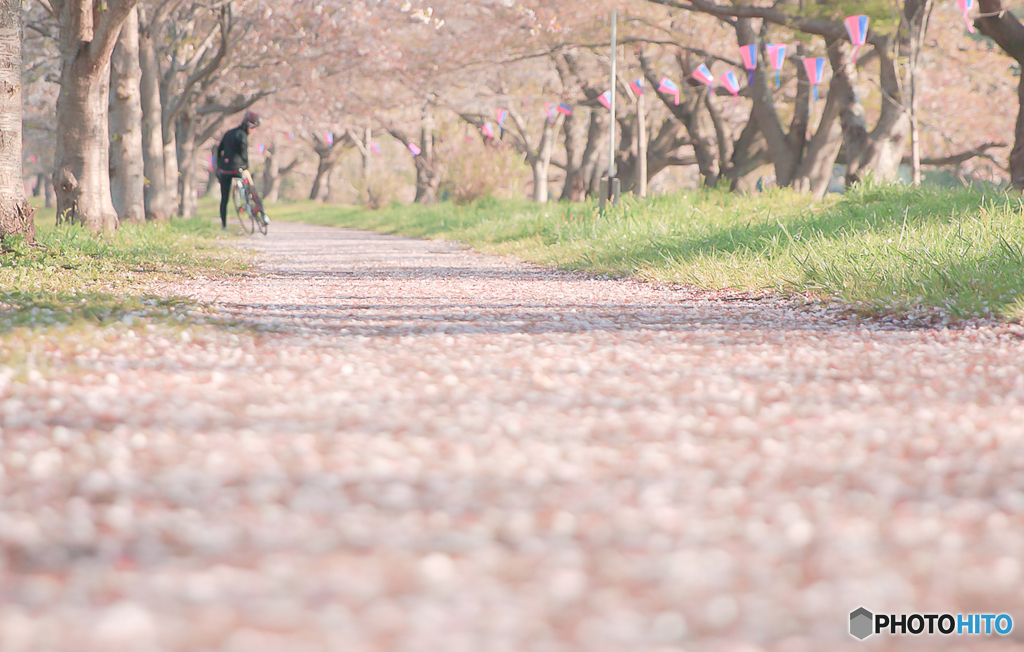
[608,10,617,183]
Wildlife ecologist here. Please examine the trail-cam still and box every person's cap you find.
[242,111,261,128]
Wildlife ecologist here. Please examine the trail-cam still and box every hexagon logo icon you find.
[850,607,874,640]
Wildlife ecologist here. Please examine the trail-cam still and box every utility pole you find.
[636,87,647,198]
[601,10,621,209]
[608,10,617,182]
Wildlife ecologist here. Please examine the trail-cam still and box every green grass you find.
[1,201,246,332]
[264,185,1024,321]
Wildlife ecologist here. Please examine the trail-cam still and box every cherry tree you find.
[45,0,138,229]
[974,0,1024,188]
[137,0,183,220]
[261,133,303,203]
[0,0,33,238]
[307,133,348,201]
[109,6,144,223]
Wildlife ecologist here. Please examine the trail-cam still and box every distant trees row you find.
[3,0,290,239]
[3,0,1024,241]
[300,0,1021,208]
[447,0,1016,205]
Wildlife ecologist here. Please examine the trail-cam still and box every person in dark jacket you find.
[216,111,261,229]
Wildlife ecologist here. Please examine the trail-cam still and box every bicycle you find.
[231,172,269,235]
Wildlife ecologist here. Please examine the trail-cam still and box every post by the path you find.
[601,11,620,210]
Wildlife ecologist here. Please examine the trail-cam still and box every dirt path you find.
[3,222,1024,651]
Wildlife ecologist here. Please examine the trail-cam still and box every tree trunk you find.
[33,172,44,197]
[414,109,440,205]
[790,83,843,197]
[266,174,284,203]
[138,5,170,221]
[361,127,372,179]
[975,0,1024,188]
[309,158,332,201]
[262,139,299,204]
[262,139,279,197]
[201,143,217,197]
[560,107,588,201]
[53,0,137,231]
[162,132,178,215]
[580,110,608,198]
[615,117,638,194]
[532,114,563,203]
[0,0,34,240]
[1012,76,1024,189]
[636,92,648,197]
[705,92,734,184]
[44,175,54,208]
[678,89,721,187]
[532,161,549,203]
[175,109,197,217]
[642,51,722,188]
[413,158,440,204]
[325,166,343,203]
[54,59,118,229]
[645,119,699,181]
[109,6,145,224]
[839,47,909,185]
[729,22,802,190]
[724,116,767,191]
[907,0,934,187]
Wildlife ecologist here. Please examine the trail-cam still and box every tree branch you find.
[35,0,55,18]
[646,0,873,44]
[345,128,369,157]
[903,142,1008,167]
[505,107,540,164]
[976,0,1024,61]
[196,90,273,145]
[90,0,139,65]
[164,5,232,129]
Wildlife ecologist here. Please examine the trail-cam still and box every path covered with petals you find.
[2,222,1024,651]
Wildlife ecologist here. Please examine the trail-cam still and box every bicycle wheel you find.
[232,180,255,234]
[248,184,269,235]
[245,188,264,235]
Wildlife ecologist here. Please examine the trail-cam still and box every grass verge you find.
[1,207,246,332]
[265,185,1024,322]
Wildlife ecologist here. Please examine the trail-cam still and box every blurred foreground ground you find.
[2,222,1024,651]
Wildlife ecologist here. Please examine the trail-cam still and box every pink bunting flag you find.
[692,63,715,88]
[28,154,36,164]
[481,122,495,140]
[208,154,215,172]
[557,103,573,116]
[718,70,740,106]
[739,45,757,86]
[803,57,826,102]
[629,78,645,96]
[598,90,612,110]
[766,43,788,87]
[408,143,421,156]
[258,143,265,154]
[370,142,381,154]
[288,132,294,140]
[959,0,975,32]
[657,77,680,105]
[325,132,334,145]
[496,108,509,125]
[844,15,869,64]
[544,101,555,124]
